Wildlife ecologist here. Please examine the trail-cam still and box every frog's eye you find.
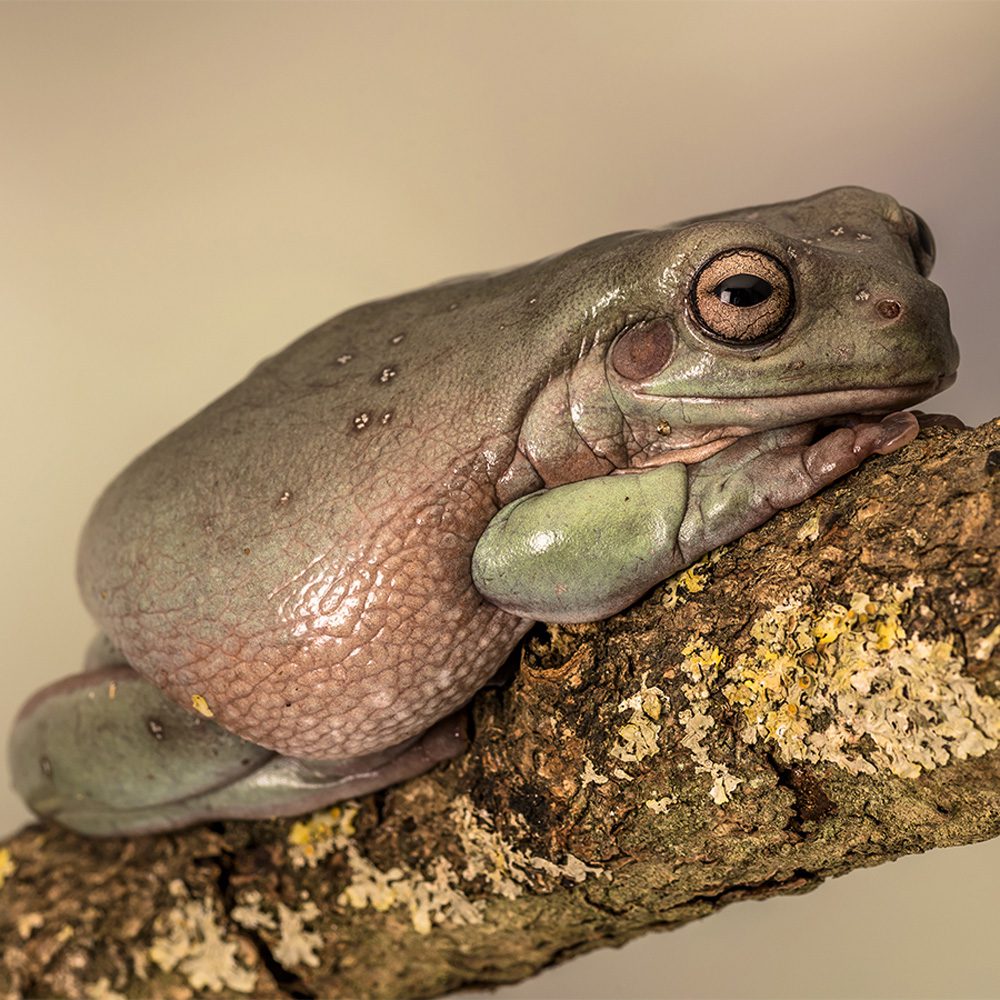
[690,248,794,345]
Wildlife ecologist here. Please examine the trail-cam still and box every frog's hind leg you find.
[10,664,467,836]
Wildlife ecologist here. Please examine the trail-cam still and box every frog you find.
[9,186,958,836]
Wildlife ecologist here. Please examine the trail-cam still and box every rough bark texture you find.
[2,420,998,1000]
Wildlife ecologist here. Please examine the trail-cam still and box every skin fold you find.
[10,186,959,835]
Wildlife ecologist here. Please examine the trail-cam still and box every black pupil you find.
[713,273,772,307]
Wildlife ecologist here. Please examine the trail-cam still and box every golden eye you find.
[690,248,794,344]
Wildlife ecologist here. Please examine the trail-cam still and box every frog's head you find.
[605,186,958,462]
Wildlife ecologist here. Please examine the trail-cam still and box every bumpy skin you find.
[10,187,958,835]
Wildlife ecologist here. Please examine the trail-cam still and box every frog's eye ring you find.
[690,248,794,345]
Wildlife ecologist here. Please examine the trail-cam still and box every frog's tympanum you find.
[10,187,958,835]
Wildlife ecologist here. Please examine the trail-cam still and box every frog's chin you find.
[652,374,955,429]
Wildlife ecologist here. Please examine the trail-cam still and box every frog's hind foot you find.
[10,665,468,836]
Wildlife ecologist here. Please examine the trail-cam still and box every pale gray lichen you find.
[83,978,127,1000]
[149,880,256,994]
[273,902,323,969]
[16,912,44,940]
[609,672,667,764]
[644,793,677,815]
[579,755,610,786]
[678,639,743,804]
[449,795,541,900]
[338,848,484,935]
[338,797,610,932]
[229,890,277,932]
[449,795,609,900]
[972,623,1000,663]
[230,891,325,970]
[723,577,1000,778]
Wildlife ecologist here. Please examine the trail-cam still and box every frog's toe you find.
[11,667,470,836]
[803,410,918,485]
[10,665,273,835]
[910,410,968,430]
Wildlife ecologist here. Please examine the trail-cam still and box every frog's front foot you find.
[10,665,468,836]
[678,410,918,560]
[473,411,919,625]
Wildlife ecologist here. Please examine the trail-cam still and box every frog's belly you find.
[78,445,530,758]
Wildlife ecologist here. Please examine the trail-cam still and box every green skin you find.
[10,187,958,835]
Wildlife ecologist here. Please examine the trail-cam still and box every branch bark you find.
[2,420,998,1000]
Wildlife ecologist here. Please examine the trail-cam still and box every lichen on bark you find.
[1,420,998,1000]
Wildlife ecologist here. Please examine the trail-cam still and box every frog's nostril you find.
[876,298,902,321]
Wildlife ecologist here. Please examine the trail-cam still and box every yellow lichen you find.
[149,881,256,993]
[723,578,1000,778]
[191,694,214,718]
[0,847,15,890]
[287,803,358,869]
[662,555,713,609]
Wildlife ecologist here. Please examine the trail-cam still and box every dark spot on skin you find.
[876,298,902,319]
[987,451,1000,475]
[40,756,53,778]
[285,702,292,708]
[610,319,674,381]
[243,547,251,556]
[147,718,165,740]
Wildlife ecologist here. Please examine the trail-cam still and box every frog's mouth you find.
[624,375,956,470]
[640,374,955,427]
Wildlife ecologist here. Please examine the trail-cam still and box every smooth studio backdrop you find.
[2,4,998,997]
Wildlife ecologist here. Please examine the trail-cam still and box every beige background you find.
[2,2,998,997]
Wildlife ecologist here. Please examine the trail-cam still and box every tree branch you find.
[2,420,998,1000]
